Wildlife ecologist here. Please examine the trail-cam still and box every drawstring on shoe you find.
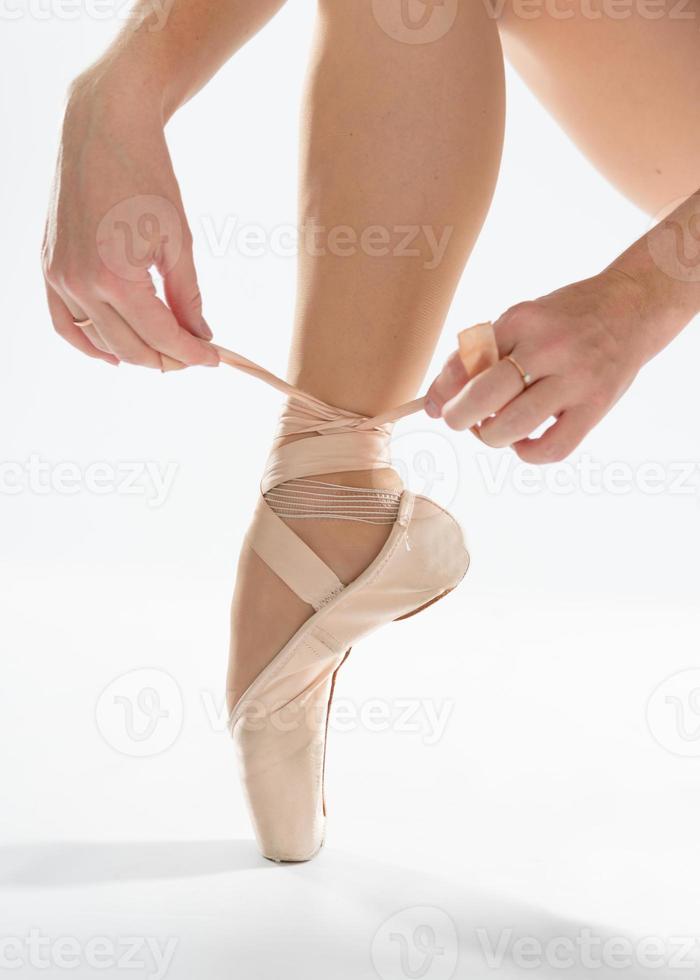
[263,478,402,525]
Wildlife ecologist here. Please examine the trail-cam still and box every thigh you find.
[497,0,700,215]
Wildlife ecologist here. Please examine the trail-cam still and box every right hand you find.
[42,72,219,370]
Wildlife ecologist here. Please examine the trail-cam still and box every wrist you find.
[597,264,660,370]
[603,252,695,366]
[605,194,700,363]
[67,46,179,129]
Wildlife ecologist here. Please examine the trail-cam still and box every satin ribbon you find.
[160,321,497,467]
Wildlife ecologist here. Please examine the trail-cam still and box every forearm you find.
[70,0,288,121]
[606,190,700,364]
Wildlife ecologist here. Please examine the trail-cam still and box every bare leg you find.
[498,0,700,214]
[227,0,505,710]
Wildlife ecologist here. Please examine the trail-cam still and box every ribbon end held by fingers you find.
[455,321,500,441]
[457,321,499,379]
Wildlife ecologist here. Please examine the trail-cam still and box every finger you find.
[110,284,219,367]
[52,281,120,358]
[478,377,563,448]
[79,319,112,355]
[492,303,536,356]
[45,282,119,365]
[48,280,111,355]
[61,297,112,356]
[63,286,162,368]
[92,301,165,368]
[513,406,594,464]
[162,248,212,340]
[441,357,528,431]
[424,351,468,418]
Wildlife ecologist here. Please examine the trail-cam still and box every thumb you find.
[162,242,212,340]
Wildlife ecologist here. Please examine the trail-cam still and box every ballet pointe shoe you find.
[230,491,469,862]
[227,392,470,863]
[214,333,500,862]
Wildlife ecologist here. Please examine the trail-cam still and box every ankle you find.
[275,433,402,491]
[265,474,402,528]
[262,469,403,585]
[311,467,403,492]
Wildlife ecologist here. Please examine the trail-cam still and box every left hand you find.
[424,269,654,463]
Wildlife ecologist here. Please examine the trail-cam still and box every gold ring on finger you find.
[505,354,533,390]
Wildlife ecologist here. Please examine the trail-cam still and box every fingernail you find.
[200,318,213,340]
[425,397,440,418]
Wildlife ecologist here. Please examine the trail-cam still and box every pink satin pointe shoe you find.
[218,348,475,863]
[230,487,469,862]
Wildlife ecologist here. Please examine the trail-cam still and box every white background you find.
[1,1,699,977]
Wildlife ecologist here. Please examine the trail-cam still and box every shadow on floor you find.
[0,838,264,886]
[0,843,690,980]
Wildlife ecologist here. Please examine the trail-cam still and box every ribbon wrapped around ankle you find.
[211,345,427,491]
[161,322,498,488]
[212,346,426,431]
